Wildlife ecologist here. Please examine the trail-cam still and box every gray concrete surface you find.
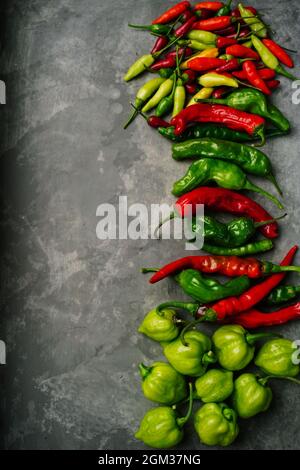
[0,0,300,450]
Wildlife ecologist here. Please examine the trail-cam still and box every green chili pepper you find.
[255,338,300,377]
[142,76,175,113]
[124,54,156,82]
[212,324,277,371]
[159,124,286,143]
[172,138,282,195]
[124,77,166,129]
[159,68,174,78]
[265,285,300,305]
[139,362,187,405]
[252,35,298,80]
[163,330,216,377]
[172,158,284,209]
[128,23,172,36]
[173,78,186,117]
[194,369,234,403]
[238,4,267,38]
[187,30,217,45]
[156,76,177,117]
[202,239,274,256]
[194,403,239,446]
[217,0,233,16]
[191,214,283,248]
[232,373,300,419]
[199,73,239,88]
[176,269,251,303]
[138,307,179,342]
[135,383,193,448]
[200,88,291,133]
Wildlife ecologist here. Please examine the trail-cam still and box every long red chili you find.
[242,61,271,95]
[193,15,233,31]
[194,1,224,11]
[203,246,298,320]
[175,187,279,238]
[174,15,197,37]
[216,36,237,48]
[215,58,241,73]
[152,1,191,24]
[214,24,237,36]
[185,57,226,72]
[262,39,294,68]
[226,44,259,60]
[151,36,169,54]
[231,303,300,328]
[233,68,276,80]
[170,103,266,141]
[151,48,192,71]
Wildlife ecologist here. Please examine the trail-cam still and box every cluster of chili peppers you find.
[124,1,300,450]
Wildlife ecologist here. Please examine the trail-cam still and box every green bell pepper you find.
[194,369,234,403]
[194,403,239,446]
[255,338,300,377]
[139,362,187,405]
[138,308,179,342]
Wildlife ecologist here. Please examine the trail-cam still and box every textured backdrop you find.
[0,0,299,450]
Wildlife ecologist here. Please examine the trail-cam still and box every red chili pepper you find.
[147,116,170,128]
[266,79,280,90]
[215,58,240,73]
[151,48,192,71]
[232,303,300,329]
[185,83,198,94]
[231,5,257,17]
[151,35,169,55]
[204,246,298,320]
[226,44,259,60]
[170,103,266,142]
[193,15,234,31]
[165,47,193,59]
[182,69,197,83]
[180,9,194,22]
[152,1,191,24]
[262,39,294,68]
[174,187,278,238]
[242,61,271,95]
[216,36,237,48]
[194,1,224,11]
[232,68,276,80]
[174,15,197,37]
[185,57,226,72]
[214,24,237,36]
[212,86,231,98]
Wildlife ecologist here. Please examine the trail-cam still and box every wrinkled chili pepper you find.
[170,103,266,144]
[174,187,279,238]
[226,44,259,60]
[262,39,294,68]
[242,60,271,95]
[231,303,300,328]
[152,1,191,25]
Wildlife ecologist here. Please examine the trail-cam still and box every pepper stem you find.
[276,64,298,81]
[177,383,193,428]
[246,332,281,346]
[154,36,181,59]
[154,211,176,238]
[128,24,151,31]
[156,301,201,317]
[262,263,300,274]
[266,173,283,196]
[138,363,151,380]
[254,213,287,228]
[141,267,159,274]
[180,313,217,346]
[259,375,300,386]
[243,179,284,210]
[202,351,217,365]
[124,108,139,129]
[254,126,266,147]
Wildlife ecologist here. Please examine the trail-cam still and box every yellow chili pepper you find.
[187,87,214,107]
[198,73,239,88]
[181,48,219,69]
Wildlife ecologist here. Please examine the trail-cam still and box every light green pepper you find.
[194,369,234,403]
[238,4,267,38]
[138,308,179,343]
[255,338,300,377]
[124,54,155,82]
[194,403,239,446]
[163,330,216,377]
[142,77,174,113]
[187,30,217,45]
[139,362,187,405]
[173,78,186,117]
[232,373,272,418]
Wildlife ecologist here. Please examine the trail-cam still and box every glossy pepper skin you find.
[152,1,191,24]
[200,89,291,133]
[232,303,300,329]
[212,324,274,371]
[194,369,233,402]
[203,239,273,256]
[194,403,239,446]
[135,407,183,448]
[255,339,300,377]
[138,308,179,342]
[163,330,216,376]
[171,158,283,209]
[232,373,272,418]
[238,3,267,38]
[139,362,187,405]
[176,269,250,303]
[265,285,300,305]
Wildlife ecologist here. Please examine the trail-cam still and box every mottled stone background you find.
[0,0,299,450]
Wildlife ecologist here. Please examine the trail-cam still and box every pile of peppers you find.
[123,1,300,450]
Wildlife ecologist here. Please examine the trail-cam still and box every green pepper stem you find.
[128,24,151,31]
[180,312,217,346]
[276,64,298,81]
[202,351,217,365]
[262,262,300,275]
[141,267,159,274]
[156,301,201,317]
[154,211,176,238]
[139,363,151,380]
[246,332,280,346]
[266,173,283,196]
[124,108,140,129]
[243,179,284,210]
[153,36,181,59]
[177,383,193,428]
[259,375,300,386]
[254,213,287,228]
[254,126,266,147]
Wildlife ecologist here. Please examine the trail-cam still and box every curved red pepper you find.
[225,44,260,60]
[242,61,271,95]
[186,57,226,72]
[193,15,233,31]
[215,58,240,73]
[175,187,279,238]
[262,39,294,68]
[232,303,300,329]
[174,16,197,37]
[151,35,169,55]
[152,1,191,24]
